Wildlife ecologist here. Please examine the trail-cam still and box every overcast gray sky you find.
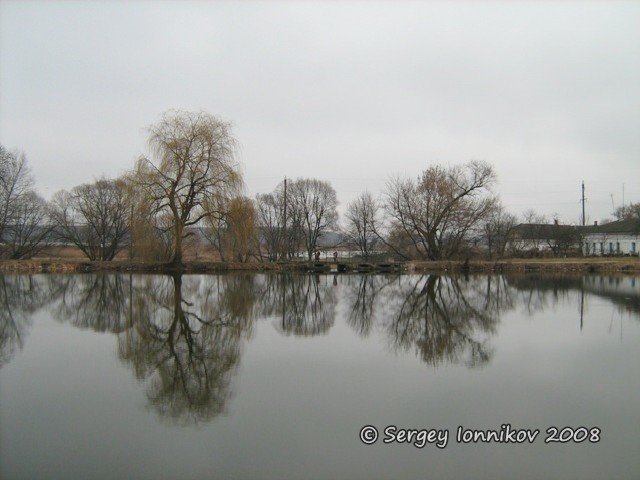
[1,1,638,223]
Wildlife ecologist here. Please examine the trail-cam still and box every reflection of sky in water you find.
[1,273,639,480]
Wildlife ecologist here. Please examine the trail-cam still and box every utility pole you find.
[581,181,586,226]
[129,203,134,260]
[282,176,287,260]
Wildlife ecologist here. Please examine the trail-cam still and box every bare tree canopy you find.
[4,191,52,259]
[481,202,518,259]
[0,146,32,243]
[613,202,640,221]
[381,161,497,260]
[344,191,380,259]
[50,178,130,261]
[255,180,306,261]
[255,191,285,262]
[0,146,52,259]
[287,178,338,260]
[132,110,242,267]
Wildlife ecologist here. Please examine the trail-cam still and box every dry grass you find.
[409,257,640,273]
[3,246,639,274]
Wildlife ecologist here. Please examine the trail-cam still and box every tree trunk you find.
[172,223,184,269]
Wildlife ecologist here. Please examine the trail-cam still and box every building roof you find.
[582,219,640,235]
[513,219,640,240]
[512,223,579,240]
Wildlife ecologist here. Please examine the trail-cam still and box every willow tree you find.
[133,110,242,268]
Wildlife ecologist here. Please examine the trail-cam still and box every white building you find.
[509,221,581,254]
[582,219,639,256]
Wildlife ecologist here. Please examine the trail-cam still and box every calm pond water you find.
[1,272,639,480]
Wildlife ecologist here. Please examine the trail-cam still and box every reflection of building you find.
[581,276,640,313]
[507,274,640,315]
[581,220,640,256]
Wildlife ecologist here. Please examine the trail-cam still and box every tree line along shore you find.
[2,109,639,270]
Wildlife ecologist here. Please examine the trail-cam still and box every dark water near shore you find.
[1,273,639,480]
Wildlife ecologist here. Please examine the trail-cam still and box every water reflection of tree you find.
[49,274,132,333]
[386,275,503,367]
[343,274,515,367]
[117,274,253,424]
[343,274,398,337]
[256,274,337,336]
[0,275,51,367]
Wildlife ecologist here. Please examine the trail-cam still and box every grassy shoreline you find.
[1,257,639,274]
[408,258,640,273]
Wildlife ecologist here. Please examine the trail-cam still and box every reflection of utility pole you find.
[580,289,584,331]
[126,272,133,350]
[581,181,586,226]
[281,276,286,330]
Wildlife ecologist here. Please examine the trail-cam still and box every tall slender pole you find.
[129,203,134,259]
[581,181,586,226]
[283,176,287,260]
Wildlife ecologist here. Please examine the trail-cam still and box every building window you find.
[592,242,596,254]
[600,242,604,253]
[609,242,613,253]
[616,242,620,253]
[632,242,637,253]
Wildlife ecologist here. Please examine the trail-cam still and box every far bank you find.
[1,257,639,274]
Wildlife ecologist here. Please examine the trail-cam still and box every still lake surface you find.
[1,272,639,480]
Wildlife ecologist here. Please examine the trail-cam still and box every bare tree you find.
[0,146,31,242]
[381,161,497,260]
[132,110,242,268]
[255,180,309,262]
[482,203,518,258]
[50,178,130,261]
[613,202,640,222]
[287,178,338,260]
[255,192,284,261]
[0,146,52,259]
[3,191,52,259]
[344,191,380,259]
